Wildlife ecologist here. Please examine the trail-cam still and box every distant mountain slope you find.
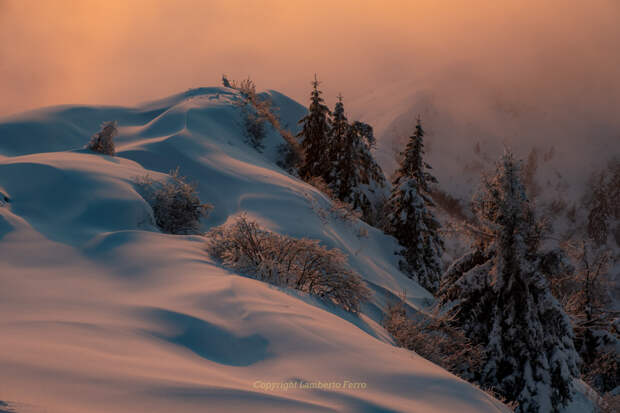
[349,79,620,204]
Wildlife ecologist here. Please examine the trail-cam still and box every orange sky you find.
[1,0,619,116]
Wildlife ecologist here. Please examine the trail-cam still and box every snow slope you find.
[0,87,510,412]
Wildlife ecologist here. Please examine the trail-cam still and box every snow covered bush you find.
[206,215,371,312]
[137,168,212,234]
[383,298,484,381]
[87,121,117,155]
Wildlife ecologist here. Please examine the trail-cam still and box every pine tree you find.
[324,95,386,222]
[386,117,443,292]
[298,75,331,180]
[339,121,386,221]
[327,93,349,179]
[439,152,580,413]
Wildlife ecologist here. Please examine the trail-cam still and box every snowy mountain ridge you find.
[0,86,595,412]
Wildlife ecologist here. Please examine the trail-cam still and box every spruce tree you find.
[327,93,349,180]
[386,117,443,292]
[298,75,331,180]
[334,121,385,221]
[323,94,351,183]
[324,95,386,222]
[439,152,580,413]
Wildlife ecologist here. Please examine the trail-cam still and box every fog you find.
[1,0,617,111]
[1,0,619,189]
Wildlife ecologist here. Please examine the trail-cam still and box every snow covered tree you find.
[331,121,386,223]
[298,75,331,180]
[385,117,443,292]
[439,152,580,413]
[88,121,117,155]
[327,93,349,172]
[322,95,386,223]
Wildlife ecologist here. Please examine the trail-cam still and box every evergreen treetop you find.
[326,95,386,223]
[386,116,443,292]
[394,117,437,193]
[298,75,331,180]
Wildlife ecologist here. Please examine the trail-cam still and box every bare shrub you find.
[88,121,117,155]
[229,77,257,96]
[598,392,620,413]
[475,386,518,412]
[383,296,484,381]
[228,76,303,164]
[242,107,267,151]
[523,147,541,199]
[566,203,577,223]
[230,78,268,151]
[585,158,620,246]
[277,137,303,174]
[206,215,371,312]
[583,349,619,394]
[554,241,619,394]
[137,168,212,234]
[305,176,361,223]
[429,186,468,222]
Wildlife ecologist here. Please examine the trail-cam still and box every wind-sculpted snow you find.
[0,87,510,412]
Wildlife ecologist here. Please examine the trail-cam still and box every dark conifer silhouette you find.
[298,75,331,180]
[386,117,443,292]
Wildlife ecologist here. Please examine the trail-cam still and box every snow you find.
[0,86,512,412]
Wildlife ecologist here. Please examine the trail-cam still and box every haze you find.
[1,0,618,117]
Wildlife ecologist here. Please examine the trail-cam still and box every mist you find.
[0,1,617,110]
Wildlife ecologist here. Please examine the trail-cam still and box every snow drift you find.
[0,86,515,412]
